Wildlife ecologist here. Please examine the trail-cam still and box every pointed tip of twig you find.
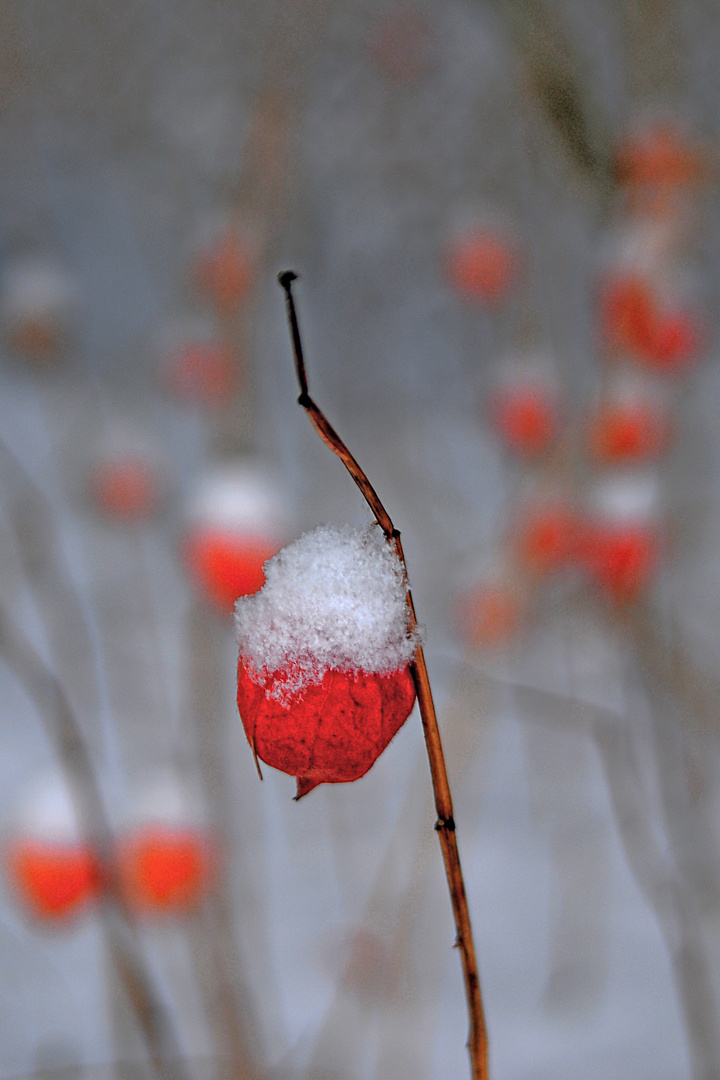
[278,270,298,291]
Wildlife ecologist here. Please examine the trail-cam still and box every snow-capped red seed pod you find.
[581,474,663,601]
[88,426,165,523]
[5,775,101,924]
[234,524,420,798]
[487,354,562,459]
[1,257,79,360]
[183,461,290,612]
[117,774,216,916]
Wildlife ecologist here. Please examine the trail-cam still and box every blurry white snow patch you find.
[186,460,290,539]
[234,524,420,702]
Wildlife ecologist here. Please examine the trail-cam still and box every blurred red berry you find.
[613,122,704,190]
[119,827,215,914]
[7,839,101,922]
[456,582,523,648]
[446,229,519,303]
[582,523,659,600]
[91,456,161,522]
[489,385,559,458]
[185,528,279,611]
[165,341,237,404]
[588,403,670,463]
[193,231,253,314]
[514,503,579,574]
[601,274,656,356]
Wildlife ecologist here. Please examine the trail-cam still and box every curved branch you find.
[278,271,488,1080]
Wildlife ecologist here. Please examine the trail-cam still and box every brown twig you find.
[278,270,488,1080]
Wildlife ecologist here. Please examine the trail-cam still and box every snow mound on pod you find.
[234,524,420,703]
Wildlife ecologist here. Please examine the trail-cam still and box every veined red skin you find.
[237,659,417,797]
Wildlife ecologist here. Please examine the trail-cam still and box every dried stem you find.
[278,271,488,1080]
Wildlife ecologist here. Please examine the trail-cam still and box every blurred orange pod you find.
[580,474,663,601]
[117,773,216,916]
[487,355,562,459]
[0,256,79,361]
[183,461,290,611]
[191,220,259,314]
[444,210,522,304]
[88,427,165,523]
[5,774,101,924]
[586,372,672,464]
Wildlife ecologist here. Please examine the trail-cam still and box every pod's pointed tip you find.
[294,775,320,801]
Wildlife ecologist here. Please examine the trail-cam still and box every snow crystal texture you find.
[234,524,420,702]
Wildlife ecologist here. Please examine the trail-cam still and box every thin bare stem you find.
[278,271,488,1080]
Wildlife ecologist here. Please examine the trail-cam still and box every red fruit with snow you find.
[581,476,662,601]
[7,839,100,922]
[184,463,288,612]
[185,529,279,610]
[234,525,420,798]
[1,257,79,361]
[6,774,101,923]
[237,661,416,799]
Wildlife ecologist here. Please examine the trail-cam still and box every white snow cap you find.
[234,524,420,702]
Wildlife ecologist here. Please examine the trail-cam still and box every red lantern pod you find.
[5,775,101,924]
[444,211,521,304]
[6,840,100,922]
[487,356,562,459]
[454,575,525,650]
[581,475,662,601]
[118,826,215,915]
[1,257,79,361]
[587,372,672,464]
[192,226,256,314]
[183,462,289,612]
[90,453,162,522]
[234,525,420,798]
[117,774,216,916]
[513,499,580,575]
